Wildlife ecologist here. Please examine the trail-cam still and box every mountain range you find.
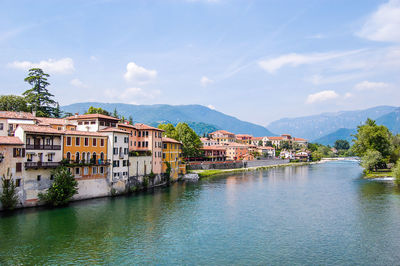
[62,102,274,137]
[267,106,399,144]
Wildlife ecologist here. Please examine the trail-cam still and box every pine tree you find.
[129,115,133,125]
[23,68,58,117]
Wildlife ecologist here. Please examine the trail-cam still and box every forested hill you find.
[62,102,274,137]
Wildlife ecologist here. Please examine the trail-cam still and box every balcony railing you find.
[25,161,61,169]
[26,145,61,150]
[63,159,111,166]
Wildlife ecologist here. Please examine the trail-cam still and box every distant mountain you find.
[313,128,357,146]
[148,121,220,136]
[267,106,397,141]
[376,108,400,134]
[62,102,274,137]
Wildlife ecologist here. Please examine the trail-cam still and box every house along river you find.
[1,161,400,265]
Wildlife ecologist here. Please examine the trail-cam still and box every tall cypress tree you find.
[23,68,58,117]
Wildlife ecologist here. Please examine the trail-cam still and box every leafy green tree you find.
[38,166,78,207]
[352,118,392,158]
[175,123,203,158]
[85,106,111,116]
[0,95,29,112]
[158,123,178,139]
[311,151,323,161]
[128,115,133,125]
[23,68,58,117]
[258,140,263,146]
[393,159,400,186]
[265,141,273,147]
[0,169,19,210]
[361,150,383,172]
[113,108,119,118]
[334,139,350,150]
[280,141,291,150]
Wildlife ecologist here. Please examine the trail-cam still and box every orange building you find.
[225,143,249,160]
[63,130,109,179]
[162,137,186,180]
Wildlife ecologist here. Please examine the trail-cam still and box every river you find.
[1,161,400,265]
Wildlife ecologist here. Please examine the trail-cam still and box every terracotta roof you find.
[0,111,36,120]
[66,114,120,121]
[134,123,164,131]
[162,137,182,144]
[118,123,137,129]
[259,146,275,150]
[63,130,107,137]
[294,137,307,141]
[226,143,249,148]
[281,134,292,137]
[99,127,129,134]
[209,130,235,136]
[0,136,24,145]
[236,134,253,138]
[18,125,63,134]
[201,145,227,150]
[252,137,263,140]
[36,117,72,126]
[267,136,284,140]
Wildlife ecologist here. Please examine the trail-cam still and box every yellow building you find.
[162,137,186,180]
[63,131,109,180]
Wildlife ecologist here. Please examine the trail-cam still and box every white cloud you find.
[8,58,74,74]
[354,81,390,91]
[306,90,339,104]
[207,104,216,110]
[258,50,361,74]
[70,78,88,88]
[344,92,353,99]
[124,62,157,84]
[358,0,400,43]
[201,76,214,86]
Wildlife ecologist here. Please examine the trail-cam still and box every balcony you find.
[26,145,61,150]
[63,159,111,166]
[25,161,61,169]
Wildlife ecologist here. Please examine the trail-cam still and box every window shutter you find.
[16,162,22,172]
[22,148,25,157]
[13,148,16,157]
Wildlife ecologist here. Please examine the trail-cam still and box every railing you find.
[26,145,61,150]
[64,159,111,166]
[25,161,61,169]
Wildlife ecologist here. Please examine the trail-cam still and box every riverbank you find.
[363,170,394,179]
[192,161,321,178]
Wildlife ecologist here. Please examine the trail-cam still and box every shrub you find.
[38,166,78,207]
[0,169,19,210]
[361,150,383,172]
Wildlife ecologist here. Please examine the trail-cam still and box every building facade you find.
[162,137,185,180]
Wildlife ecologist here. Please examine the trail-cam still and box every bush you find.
[394,160,400,186]
[0,170,19,210]
[142,176,149,189]
[361,150,384,172]
[38,166,78,207]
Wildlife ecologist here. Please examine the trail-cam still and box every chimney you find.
[32,111,36,117]
[75,113,79,118]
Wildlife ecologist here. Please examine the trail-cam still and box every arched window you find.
[82,152,86,162]
[92,152,97,162]
[100,152,104,161]
[87,152,90,162]
[75,152,80,163]
[66,152,71,160]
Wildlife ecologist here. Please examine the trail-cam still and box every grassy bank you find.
[364,170,393,179]
[193,161,316,178]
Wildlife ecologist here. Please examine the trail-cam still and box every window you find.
[100,121,105,126]
[16,162,22,172]
[75,168,80,175]
[46,138,51,145]
[84,137,89,146]
[90,121,96,125]
[145,141,148,147]
[58,127,62,130]
[93,138,97,146]
[75,152,80,162]
[84,121,89,125]
[66,136,72,146]
[113,160,120,167]
[50,174,54,180]
[138,142,141,147]
[26,137,31,145]
[78,122,83,125]
[100,166,104,174]
[123,160,127,167]
[100,139,104,147]
[15,179,21,187]
[146,131,149,137]
[163,153,166,159]
[66,152,71,160]
[135,131,137,136]
[100,152,104,161]
[92,152,97,161]
[0,123,3,130]
[142,141,145,147]
[75,137,80,146]
[114,136,117,142]
[84,167,89,175]
[138,131,141,137]
[48,153,54,162]
[134,141,136,146]
[130,141,132,146]
[93,167,98,174]
[113,148,118,155]
[164,143,167,149]
[37,175,41,181]
[27,153,33,161]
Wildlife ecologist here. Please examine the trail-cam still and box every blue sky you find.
[1,0,399,126]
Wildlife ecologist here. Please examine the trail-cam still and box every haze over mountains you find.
[62,103,400,146]
[62,102,274,137]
